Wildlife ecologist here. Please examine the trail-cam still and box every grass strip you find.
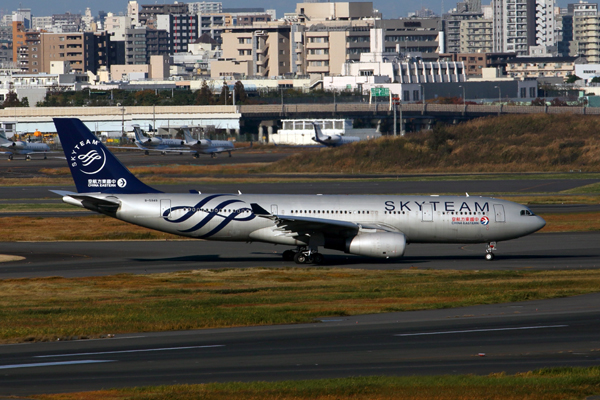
[0,211,598,241]
[29,367,600,400]
[3,268,600,343]
[0,203,87,213]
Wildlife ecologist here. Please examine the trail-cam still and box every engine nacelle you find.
[346,232,406,258]
[148,137,162,145]
[12,141,27,149]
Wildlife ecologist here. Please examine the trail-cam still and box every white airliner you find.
[0,129,51,160]
[312,122,361,147]
[52,118,546,264]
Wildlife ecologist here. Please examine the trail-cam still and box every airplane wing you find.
[250,203,400,237]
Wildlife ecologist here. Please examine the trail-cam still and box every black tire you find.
[282,250,295,261]
[313,253,324,264]
[485,253,495,261]
[294,252,306,264]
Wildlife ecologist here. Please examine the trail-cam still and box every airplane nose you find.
[534,215,546,232]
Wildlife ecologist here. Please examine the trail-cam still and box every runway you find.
[2,153,600,394]
[0,232,598,279]
[2,292,600,395]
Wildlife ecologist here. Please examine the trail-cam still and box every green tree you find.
[591,76,600,83]
[195,80,213,105]
[2,91,23,108]
[566,75,581,84]
[233,81,247,104]
[217,81,230,105]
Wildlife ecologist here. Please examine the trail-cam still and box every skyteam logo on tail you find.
[70,139,125,188]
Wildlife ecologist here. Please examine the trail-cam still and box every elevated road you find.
[2,103,598,134]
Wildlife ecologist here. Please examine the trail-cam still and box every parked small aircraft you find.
[0,129,51,160]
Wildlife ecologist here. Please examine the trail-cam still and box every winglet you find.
[250,203,270,215]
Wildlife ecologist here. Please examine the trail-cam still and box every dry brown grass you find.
[3,268,600,343]
[263,114,600,174]
[0,215,182,241]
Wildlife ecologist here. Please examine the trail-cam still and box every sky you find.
[0,0,577,21]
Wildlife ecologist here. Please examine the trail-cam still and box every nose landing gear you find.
[485,242,497,261]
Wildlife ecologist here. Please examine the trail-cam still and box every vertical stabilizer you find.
[53,118,161,194]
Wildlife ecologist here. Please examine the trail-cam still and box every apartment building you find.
[440,52,514,75]
[139,3,189,27]
[568,2,600,63]
[125,26,171,65]
[157,14,198,53]
[505,55,580,78]
[105,13,130,42]
[460,19,493,53]
[41,32,111,74]
[492,0,555,55]
[12,16,42,73]
[219,22,291,77]
[189,2,223,14]
[443,2,484,54]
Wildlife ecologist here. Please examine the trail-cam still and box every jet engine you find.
[345,232,406,258]
[11,141,27,149]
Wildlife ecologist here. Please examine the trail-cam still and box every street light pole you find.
[459,85,465,105]
[494,85,501,103]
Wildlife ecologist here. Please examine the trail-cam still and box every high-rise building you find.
[569,1,600,62]
[125,26,171,65]
[189,2,223,14]
[156,14,198,53]
[492,0,555,56]
[460,19,493,53]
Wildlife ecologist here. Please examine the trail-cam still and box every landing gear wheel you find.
[312,253,324,265]
[26,155,31,161]
[228,151,232,158]
[485,252,495,261]
[193,153,199,159]
[211,153,216,158]
[144,150,149,156]
[294,252,307,264]
[8,154,13,161]
[282,250,295,261]
[43,154,47,160]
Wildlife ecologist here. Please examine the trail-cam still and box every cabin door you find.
[494,204,505,222]
[422,203,433,222]
[160,199,171,218]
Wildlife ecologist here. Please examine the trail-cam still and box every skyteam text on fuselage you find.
[52,118,546,264]
[0,129,51,160]
[311,122,361,147]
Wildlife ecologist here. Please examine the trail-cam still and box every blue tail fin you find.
[54,118,161,194]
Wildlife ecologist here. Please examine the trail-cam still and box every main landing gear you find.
[283,247,325,265]
[485,241,497,261]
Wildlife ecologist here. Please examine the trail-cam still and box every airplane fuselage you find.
[93,193,543,246]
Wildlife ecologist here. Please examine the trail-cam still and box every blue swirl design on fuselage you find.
[162,194,255,238]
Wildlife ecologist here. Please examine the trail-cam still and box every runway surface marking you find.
[35,344,225,358]
[0,360,115,370]
[394,325,568,337]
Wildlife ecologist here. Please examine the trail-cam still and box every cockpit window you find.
[520,210,534,216]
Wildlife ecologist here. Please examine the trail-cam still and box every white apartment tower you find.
[493,0,555,55]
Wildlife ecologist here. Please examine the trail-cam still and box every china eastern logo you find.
[70,139,106,175]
